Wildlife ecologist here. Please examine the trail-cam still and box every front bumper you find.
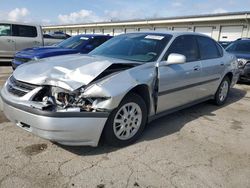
[1,86,109,147]
[239,63,250,82]
[11,59,22,70]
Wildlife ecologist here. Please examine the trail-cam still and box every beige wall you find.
[43,19,250,41]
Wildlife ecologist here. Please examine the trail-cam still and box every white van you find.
[0,21,63,62]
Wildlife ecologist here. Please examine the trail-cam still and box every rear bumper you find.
[1,88,109,147]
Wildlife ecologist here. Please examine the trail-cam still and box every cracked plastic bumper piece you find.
[1,95,109,147]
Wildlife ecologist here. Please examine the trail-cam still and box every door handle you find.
[220,63,225,66]
[193,65,201,71]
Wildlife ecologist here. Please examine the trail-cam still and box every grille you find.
[7,76,38,97]
[14,57,31,63]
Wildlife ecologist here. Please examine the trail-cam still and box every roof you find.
[0,20,40,27]
[43,11,250,29]
[125,31,212,38]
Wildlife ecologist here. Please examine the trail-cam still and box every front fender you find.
[83,63,156,111]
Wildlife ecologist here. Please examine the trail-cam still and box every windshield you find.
[56,35,90,49]
[226,40,250,53]
[89,33,172,62]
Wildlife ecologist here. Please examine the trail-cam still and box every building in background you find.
[42,11,250,42]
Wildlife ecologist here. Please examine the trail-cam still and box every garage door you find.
[114,29,124,36]
[126,28,136,33]
[71,30,78,36]
[94,29,103,34]
[195,27,213,37]
[139,28,153,32]
[104,29,113,36]
[219,26,243,41]
[78,29,85,34]
[86,29,93,34]
[65,30,72,35]
[155,27,169,32]
[173,27,189,32]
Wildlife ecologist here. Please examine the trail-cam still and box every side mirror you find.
[166,53,186,65]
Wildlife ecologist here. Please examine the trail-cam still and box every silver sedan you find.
[1,32,240,147]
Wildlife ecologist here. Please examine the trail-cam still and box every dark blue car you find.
[12,34,112,69]
[226,38,250,82]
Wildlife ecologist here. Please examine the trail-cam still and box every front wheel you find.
[214,76,230,106]
[103,93,147,147]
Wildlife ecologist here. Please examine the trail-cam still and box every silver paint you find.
[0,32,240,146]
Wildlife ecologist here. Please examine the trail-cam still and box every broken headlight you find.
[32,86,109,112]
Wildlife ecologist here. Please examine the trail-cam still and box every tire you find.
[103,93,147,147]
[214,76,230,106]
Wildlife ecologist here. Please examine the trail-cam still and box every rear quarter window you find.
[12,24,37,38]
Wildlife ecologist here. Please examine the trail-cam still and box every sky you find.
[0,0,249,25]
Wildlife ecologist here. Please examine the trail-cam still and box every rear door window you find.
[197,36,221,59]
[0,24,11,36]
[165,35,199,62]
[12,24,37,38]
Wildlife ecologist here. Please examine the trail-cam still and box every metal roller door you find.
[104,29,113,36]
[195,27,213,37]
[126,28,136,33]
[139,28,152,32]
[219,26,243,41]
[154,27,169,32]
[173,27,189,32]
[71,30,78,36]
[85,29,93,34]
[114,29,124,36]
[94,29,103,34]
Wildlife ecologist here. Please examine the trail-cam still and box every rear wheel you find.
[104,93,147,147]
[214,76,230,106]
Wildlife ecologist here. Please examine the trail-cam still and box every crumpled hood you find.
[15,46,78,59]
[13,54,134,91]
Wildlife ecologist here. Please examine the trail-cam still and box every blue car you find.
[226,38,250,82]
[12,34,112,69]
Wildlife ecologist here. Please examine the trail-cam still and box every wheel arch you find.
[224,72,233,83]
[127,84,151,115]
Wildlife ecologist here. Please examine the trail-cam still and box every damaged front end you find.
[31,85,111,113]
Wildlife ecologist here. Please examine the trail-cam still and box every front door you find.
[157,35,203,113]
[0,23,15,59]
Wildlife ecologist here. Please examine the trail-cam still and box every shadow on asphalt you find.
[59,87,246,155]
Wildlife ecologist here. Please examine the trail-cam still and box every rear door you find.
[0,23,15,59]
[12,24,42,52]
[196,35,225,96]
[157,35,203,113]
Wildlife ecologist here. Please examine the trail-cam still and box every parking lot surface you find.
[0,66,250,188]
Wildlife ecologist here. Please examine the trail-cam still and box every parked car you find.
[218,41,232,48]
[0,21,63,62]
[226,38,250,82]
[1,32,239,147]
[48,31,71,39]
[43,33,69,45]
[12,34,112,69]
